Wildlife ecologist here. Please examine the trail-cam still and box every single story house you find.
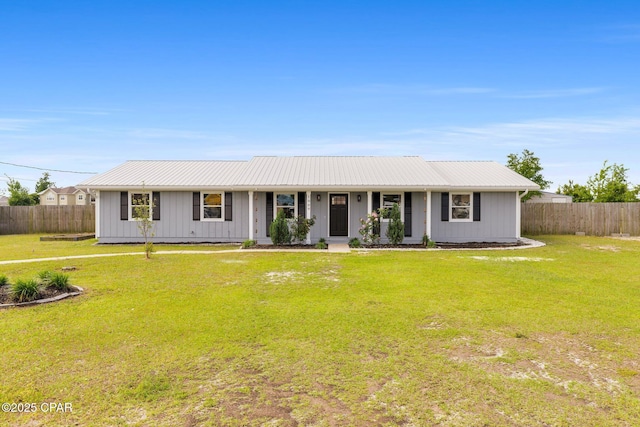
[39,186,92,206]
[78,156,539,244]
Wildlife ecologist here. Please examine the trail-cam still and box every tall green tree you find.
[506,149,552,201]
[557,180,593,202]
[5,176,35,206]
[558,161,639,202]
[586,161,639,202]
[34,172,55,193]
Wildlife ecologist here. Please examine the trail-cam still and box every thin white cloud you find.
[128,128,214,140]
[600,24,640,43]
[339,84,496,95]
[0,118,42,131]
[500,87,606,99]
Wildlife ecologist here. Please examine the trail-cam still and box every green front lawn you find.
[0,236,639,426]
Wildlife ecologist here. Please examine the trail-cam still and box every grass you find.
[0,235,639,426]
[0,234,239,261]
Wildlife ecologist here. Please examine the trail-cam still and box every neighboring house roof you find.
[39,186,87,195]
[0,195,8,206]
[525,191,573,203]
[78,156,540,191]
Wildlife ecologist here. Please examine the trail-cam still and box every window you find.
[381,193,402,221]
[129,192,151,220]
[78,194,84,201]
[46,194,55,201]
[202,192,224,221]
[275,193,295,218]
[450,193,472,221]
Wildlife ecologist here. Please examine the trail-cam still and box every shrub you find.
[0,274,8,286]
[241,239,257,249]
[315,238,327,249]
[37,270,53,284]
[348,238,361,248]
[290,215,316,243]
[359,211,381,245]
[48,272,71,292]
[385,203,404,245]
[270,210,291,245]
[11,279,42,303]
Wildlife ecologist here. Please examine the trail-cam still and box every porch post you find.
[306,191,311,244]
[367,190,372,215]
[426,191,432,240]
[248,191,254,240]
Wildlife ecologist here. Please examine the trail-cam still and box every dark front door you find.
[330,194,348,236]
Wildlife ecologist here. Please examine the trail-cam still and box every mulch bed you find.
[247,242,528,250]
[0,285,70,305]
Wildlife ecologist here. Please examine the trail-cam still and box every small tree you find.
[5,175,35,206]
[587,161,639,202]
[385,203,404,245]
[290,215,316,244]
[132,188,155,259]
[270,210,291,245]
[557,180,593,202]
[506,149,552,201]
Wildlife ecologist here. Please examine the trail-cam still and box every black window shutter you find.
[297,192,306,218]
[266,192,274,237]
[224,192,233,221]
[404,192,412,237]
[152,192,161,221]
[441,192,449,222]
[372,192,380,212]
[120,192,128,220]
[192,192,200,221]
[473,192,481,222]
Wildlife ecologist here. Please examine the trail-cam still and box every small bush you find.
[422,234,437,248]
[241,239,257,249]
[37,270,54,284]
[0,274,8,286]
[348,238,361,248]
[11,279,42,303]
[49,272,71,292]
[315,241,327,249]
[270,210,291,245]
[290,215,316,243]
[385,203,404,245]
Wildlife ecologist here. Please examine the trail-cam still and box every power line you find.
[0,161,97,174]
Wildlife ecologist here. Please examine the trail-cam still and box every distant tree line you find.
[2,172,55,206]
[506,149,640,203]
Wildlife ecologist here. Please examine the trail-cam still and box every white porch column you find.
[426,191,432,240]
[248,191,254,240]
[306,191,312,244]
[367,190,372,214]
[94,190,100,238]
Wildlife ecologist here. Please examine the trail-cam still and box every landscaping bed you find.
[0,270,82,308]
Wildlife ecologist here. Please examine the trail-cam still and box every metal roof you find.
[241,156,448,188]
[426,161,540,190]
[78,156,540,191]
[78,160,248,189]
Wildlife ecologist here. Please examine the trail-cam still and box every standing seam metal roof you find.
[77,156,540,190]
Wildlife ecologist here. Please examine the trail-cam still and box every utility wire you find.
[0,161,97,174]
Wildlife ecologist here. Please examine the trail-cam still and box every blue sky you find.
[1,1,639,191]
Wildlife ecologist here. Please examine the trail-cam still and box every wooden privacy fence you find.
[0,205,95,235]
[522,202,640,236]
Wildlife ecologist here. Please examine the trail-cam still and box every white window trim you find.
[201,191,225,222]
[449,192,473,222]
[274,193,297,219]
[380,193,403,222]
[128,191,153,221]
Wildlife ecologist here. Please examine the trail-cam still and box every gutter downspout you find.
[516,189,529,239]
